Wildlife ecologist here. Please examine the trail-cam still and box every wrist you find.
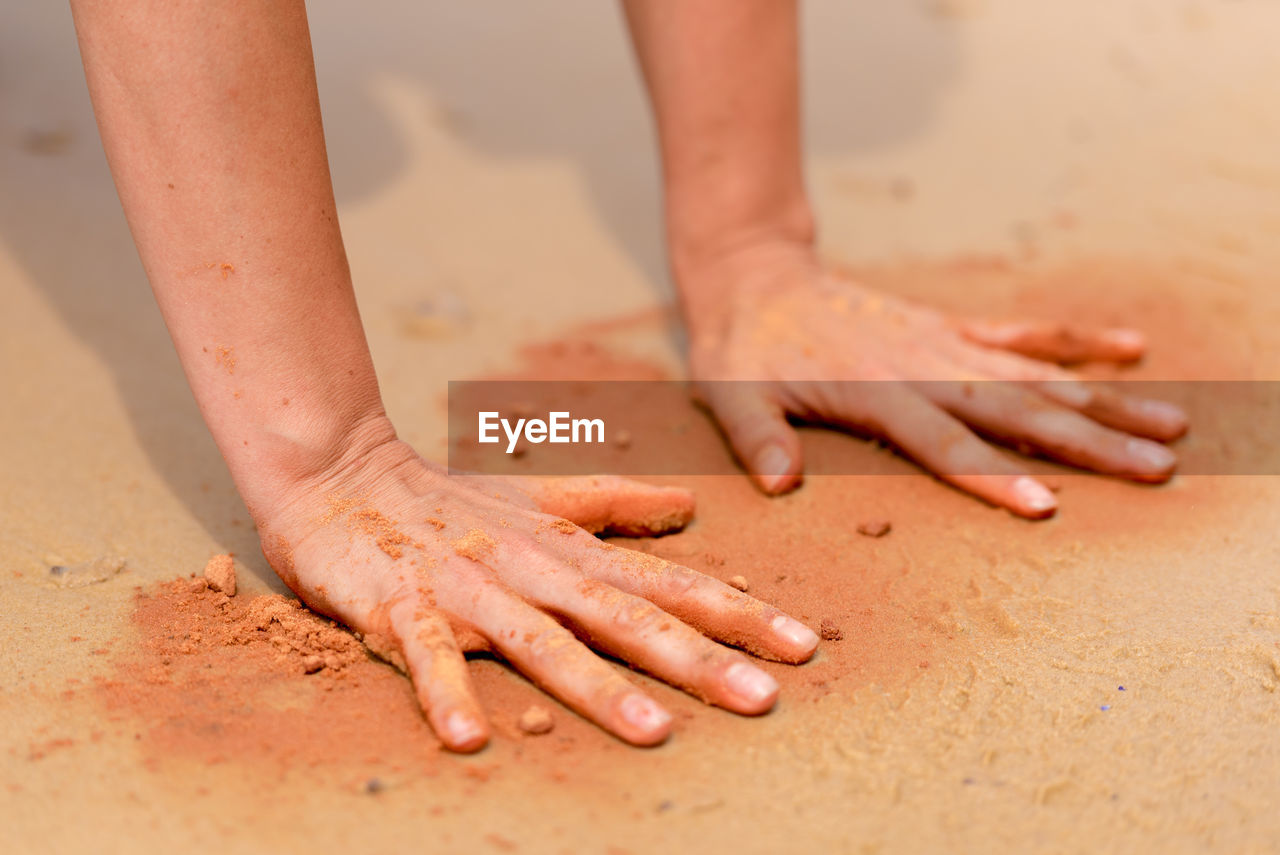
[221,398,401,529]
[670,223,819,342]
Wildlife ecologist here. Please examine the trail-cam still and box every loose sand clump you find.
[518,705,555,735]
[94,577,445,772]
[203,553,236,596]
[452,528,497,561]
[349,507,416,559]
[235,593,367,674]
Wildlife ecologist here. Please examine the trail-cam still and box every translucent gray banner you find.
[447,380,1280,476]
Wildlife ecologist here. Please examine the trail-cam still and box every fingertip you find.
[1138,399,1189,442]
[752,444,802,495]
[1011,476,1058,520]
[437,709,491,754]
[1125,438,1178,482]
[723,661,780,715]
[615,693,673,747]
[770,614,820,663]
[1101,327,1147,361]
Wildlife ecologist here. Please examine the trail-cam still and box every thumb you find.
[701,384,803,495]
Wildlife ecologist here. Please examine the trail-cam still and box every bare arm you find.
[71,0,818,752]
[71,0,390,520]
[621,0,814,317]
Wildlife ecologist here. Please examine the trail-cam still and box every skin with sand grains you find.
[682,247,1189,517]
[258,432,818,751]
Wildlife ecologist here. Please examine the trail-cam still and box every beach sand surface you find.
[3,2,1280,852]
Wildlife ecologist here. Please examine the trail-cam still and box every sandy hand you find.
[687,253,1188,519]
[259,437,818,752]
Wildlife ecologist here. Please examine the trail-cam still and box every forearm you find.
[622,0,815,318]
[71,0,391,520]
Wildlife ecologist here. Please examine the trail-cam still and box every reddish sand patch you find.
[89,257,1251,782]
[95,578,442,774]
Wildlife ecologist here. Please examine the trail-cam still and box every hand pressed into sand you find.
[260,429,819,752]
[685,247,1189,519]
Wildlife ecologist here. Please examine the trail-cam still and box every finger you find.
[934,338,1188,441]
[388,601,490,753]
[957,319,1146,364]
[468,581,672,746]
[700,382,802,495]
[1025,380,1189,442]
[578,543,819,664]
[825,380,1059,519]
[533,577,781,715]
[922,380,1178,482]
[525,475,695,536]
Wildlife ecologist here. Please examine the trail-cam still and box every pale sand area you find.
[4,1,1280,852]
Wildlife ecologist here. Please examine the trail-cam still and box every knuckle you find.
[652,565,701,599]
[608,599,667,636]
[523,623,580,668]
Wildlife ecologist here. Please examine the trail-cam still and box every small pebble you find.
[856,519,892,538]
[727,575,749,592]
[518,705,554,735]
[613,429,632,450]
[819,619,844,642]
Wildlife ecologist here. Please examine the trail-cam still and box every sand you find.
[5,1,1280,853]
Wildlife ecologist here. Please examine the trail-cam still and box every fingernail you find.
[446,710,485,747]
[725,662,778,704]
[1014,476,1057,514]
[619,693,671,733]
[771,614,820,650]
[1127,438,1176,472]
[1139,399,1186,426]
[755,445,792,493]
[1104,328,1146,351]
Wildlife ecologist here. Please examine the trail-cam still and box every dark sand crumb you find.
[518,705,555,735]
[819,619,844,642]
[727,575,750,592]
[856,519,892,538]
[203,553,236,596]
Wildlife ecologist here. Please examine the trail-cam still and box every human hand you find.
[256,422,819,752]
[683,246,1188,518]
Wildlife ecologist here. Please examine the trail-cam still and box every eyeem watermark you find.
[477,411,605,454]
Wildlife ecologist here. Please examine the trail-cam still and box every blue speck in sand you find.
[1118,686,1126,691]
[1101,705,1111,711]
